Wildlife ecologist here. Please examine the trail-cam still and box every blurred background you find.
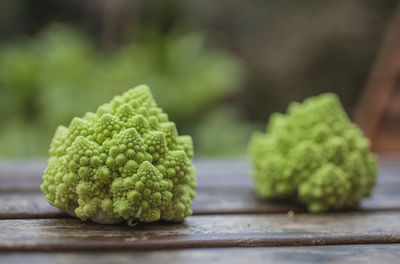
[0,0,398,158]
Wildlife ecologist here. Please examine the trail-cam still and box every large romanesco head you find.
[249,93,376,212]
[41,85,196,225]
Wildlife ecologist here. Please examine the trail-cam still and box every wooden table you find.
[0,157,399,263]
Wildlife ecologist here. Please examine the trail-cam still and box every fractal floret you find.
[41,85,196,225]
[249,93,377,212]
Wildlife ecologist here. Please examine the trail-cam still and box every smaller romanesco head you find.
[40,85,196,225]
[249,93,377,212]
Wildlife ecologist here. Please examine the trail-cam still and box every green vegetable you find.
[41,85,196,225]
[249,93,376,212]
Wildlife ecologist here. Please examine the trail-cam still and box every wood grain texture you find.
[0,212,399,251]
[0,158,398,191]
[0,158,399,260]
[0,160,46,191]
[0,193,64,219]
[1,245,400,264]
[1,183,399,219]
[0,160,252,191]
[0,158,399,218]
[0,191,303,219]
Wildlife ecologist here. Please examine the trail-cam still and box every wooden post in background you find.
[355,4,400,152]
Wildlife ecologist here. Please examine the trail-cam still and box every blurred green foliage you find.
[0,24,244,157]
[0,0,397,158]
[194,107,258,157]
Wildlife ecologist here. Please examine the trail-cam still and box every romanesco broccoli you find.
[249,93,376,212]
[41,85,196,225]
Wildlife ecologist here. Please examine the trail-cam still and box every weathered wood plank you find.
[0,193,63,219]
[0,160,46,191]
[0,162,399,218]
[0,191,303,219]
[1,182,400,219]
[0,212,399,251]
[0,158,398,218]
[0,244,400,264]
[1,245,400,264]
[0,160,252,191]
[1,158,398,192]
